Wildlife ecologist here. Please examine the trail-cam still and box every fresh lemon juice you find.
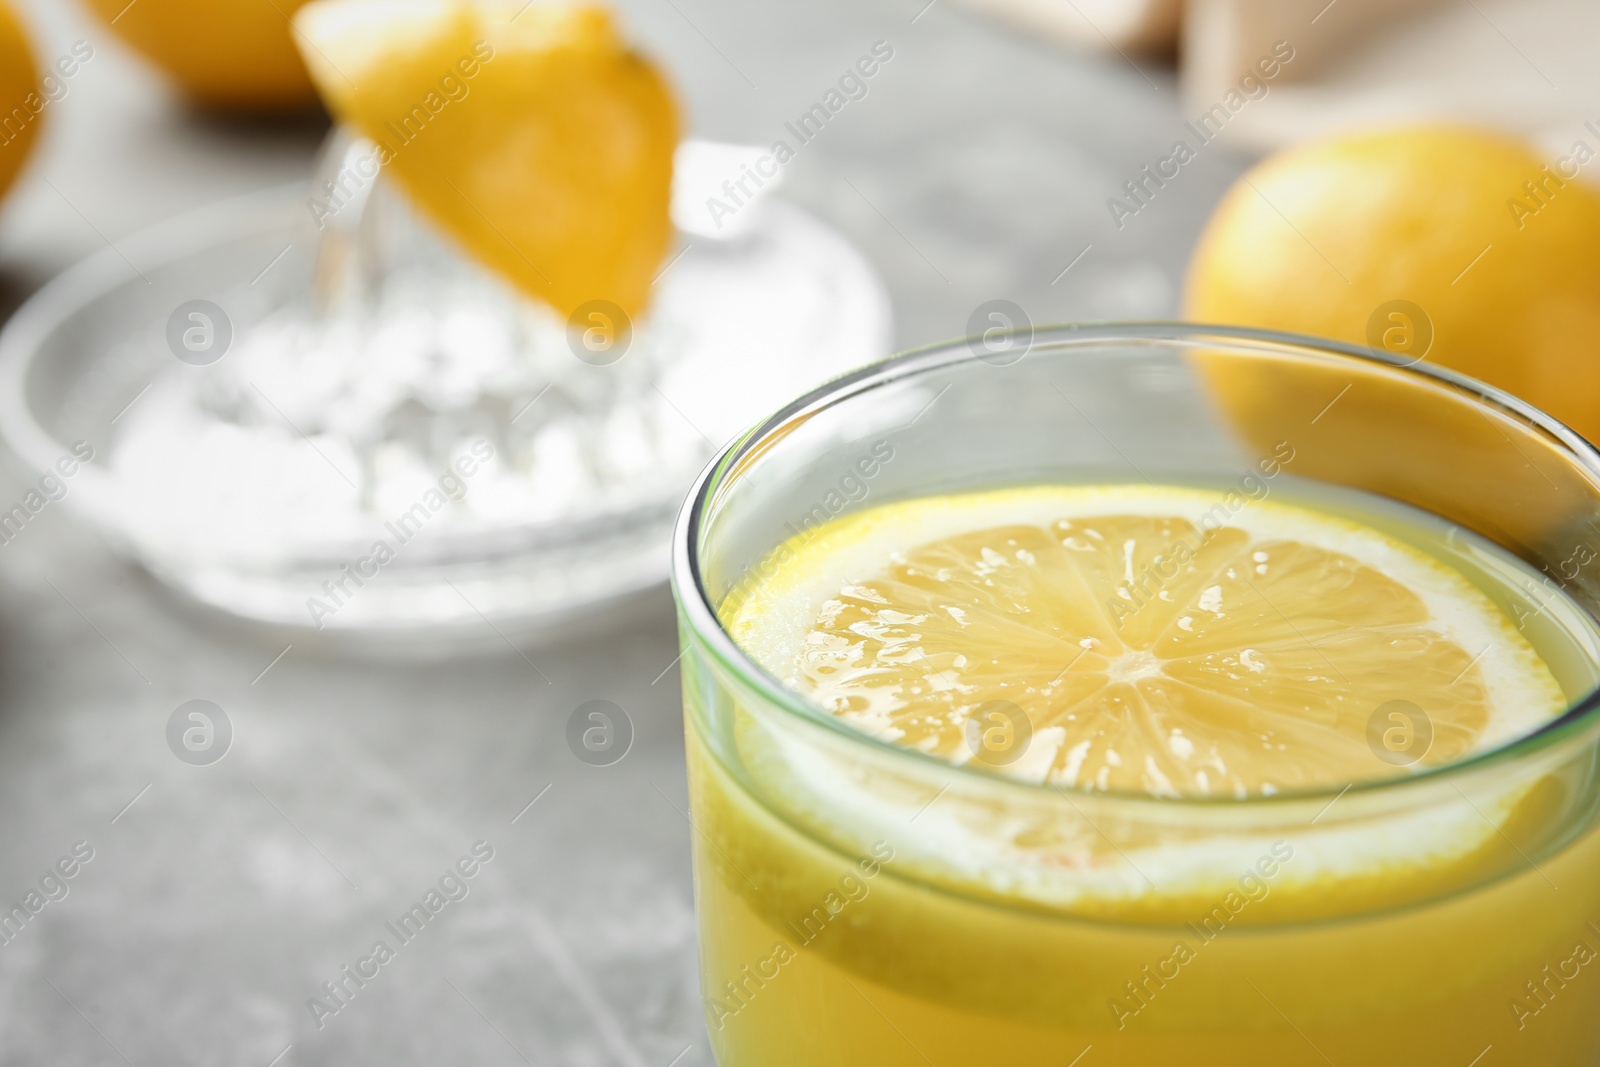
[683,482,1600,1066]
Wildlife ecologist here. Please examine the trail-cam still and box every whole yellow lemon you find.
[83,0,317,111]
[0,0,41,201]
[1185,126,1600,442]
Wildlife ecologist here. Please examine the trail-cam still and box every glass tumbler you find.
[670,324,1600,1066]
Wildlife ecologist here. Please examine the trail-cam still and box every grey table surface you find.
[0,1,1247,1064]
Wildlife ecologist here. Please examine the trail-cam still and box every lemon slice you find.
[295,0,678,320]
[727,486,1564,798]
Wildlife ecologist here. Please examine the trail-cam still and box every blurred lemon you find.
[82,0,317,111]
[0,0,41,201]
[1185,126,1600,442]
[295,0,678,321]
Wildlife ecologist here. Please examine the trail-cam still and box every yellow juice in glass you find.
[680,480,1600,1067]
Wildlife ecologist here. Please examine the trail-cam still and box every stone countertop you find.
[0,0,1246,1063]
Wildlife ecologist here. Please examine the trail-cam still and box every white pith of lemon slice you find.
[721,486,1569,911]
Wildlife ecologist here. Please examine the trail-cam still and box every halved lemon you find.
[294,0,678,320]
[726,486,1565,798]
[83,0,318,111]
[0,0,41,202]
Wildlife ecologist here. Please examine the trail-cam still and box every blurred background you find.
[0,0,1590,1063]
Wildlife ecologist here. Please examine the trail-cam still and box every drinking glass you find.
[671,323,1600,1066]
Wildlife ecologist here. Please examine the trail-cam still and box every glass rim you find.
[670,321,1600,807]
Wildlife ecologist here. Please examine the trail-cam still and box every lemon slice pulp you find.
[727,486,1565,798]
